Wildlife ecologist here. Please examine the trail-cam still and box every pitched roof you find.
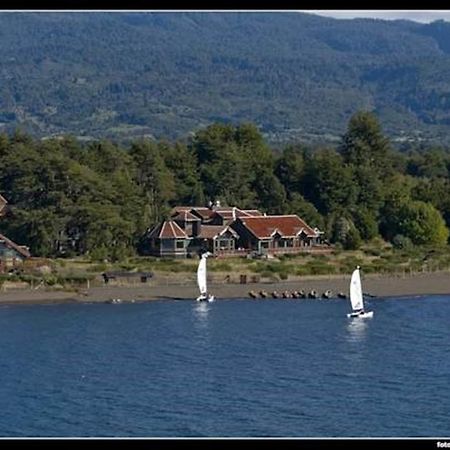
[214,207,263,221]
[197,225,239,240]
[241,209,263,217]
[0,233,31,258]
[191,207,215,220]
[147,220,188,239]
[238,215,319,239]
[171,205,263,222]
[171,206,193,214]
[0,194,7,215]
[171,210,200,222]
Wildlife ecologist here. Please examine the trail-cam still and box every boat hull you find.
[196,295,215,303]
[347,311,374,319]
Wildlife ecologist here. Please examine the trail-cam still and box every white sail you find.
[349,267,364,312]
[197,254,208,295]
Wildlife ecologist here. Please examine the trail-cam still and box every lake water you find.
[0,295,449,438]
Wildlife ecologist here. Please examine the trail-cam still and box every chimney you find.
[192,220,202,237]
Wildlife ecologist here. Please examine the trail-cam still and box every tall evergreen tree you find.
[340,111,392,173]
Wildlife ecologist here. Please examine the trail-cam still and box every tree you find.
[339,111,392,175]
[191,124,251,206]
[328,214,361,249]
[303,148,357,215]
[285,192,324,230]
[251,170,287,214]
[379,174,415,242]
[190,123,282,209]
[160,141,204,206]
[352,164,385,214]
[129,139,176,224]
[407,148,449,179]
[351,207,379,241]
[396,201,449,246]
[275,145,307,195]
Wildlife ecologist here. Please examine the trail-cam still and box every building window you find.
[176,240,185,249]
[161,240,173,250]
[219,239,231,249]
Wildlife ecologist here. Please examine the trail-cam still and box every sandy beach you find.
[1,270,450,305]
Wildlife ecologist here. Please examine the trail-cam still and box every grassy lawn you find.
[3,241,450,291]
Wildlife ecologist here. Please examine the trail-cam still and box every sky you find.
[303,10,450,23]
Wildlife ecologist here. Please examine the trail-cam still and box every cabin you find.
[171,209,201,236]
[172,203,262,227]
[191,224,240,255]
[209,207,263,226]
[231,215,326,255]
[145,220,188,258]
[0,233,31,272]
[0,195,31,271]
[168,203,261,256]
[189,206,216,224]
[145,202,328,258]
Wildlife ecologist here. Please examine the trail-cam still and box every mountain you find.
[2,12,450,145]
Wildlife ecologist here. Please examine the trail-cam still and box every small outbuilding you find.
[0,233,31,272]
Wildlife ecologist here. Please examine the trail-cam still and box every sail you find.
[197,255,208,295]
[349,268,364,311]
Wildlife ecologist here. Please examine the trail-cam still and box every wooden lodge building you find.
[0,194,31,271]
[145,201,328,258]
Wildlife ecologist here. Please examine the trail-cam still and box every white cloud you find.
[302,10,450,23]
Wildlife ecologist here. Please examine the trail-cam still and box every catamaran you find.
[347,266,373,318]
[196,252,215,302]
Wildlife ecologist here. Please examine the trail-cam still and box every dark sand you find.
[1,271,450,305]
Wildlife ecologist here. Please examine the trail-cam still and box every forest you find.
[2,13,450,144]
[0,111,449,260]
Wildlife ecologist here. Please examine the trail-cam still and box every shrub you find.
[295,266,310,276]
[259,271,279,281]
[364,247,382,257]
[344,227,362,250]
[392,234,413,250]
[210,262,233,272]
[87,263,109,273]
[279,271,289,280]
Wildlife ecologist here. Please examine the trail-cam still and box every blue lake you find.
[0,296,449,437]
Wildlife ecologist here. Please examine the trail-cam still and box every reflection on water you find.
[346,317,369,342]
[192,301,210,328]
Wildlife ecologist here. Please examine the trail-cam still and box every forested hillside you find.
[2,12,450,144]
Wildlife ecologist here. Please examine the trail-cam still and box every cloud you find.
[302,10,450,23]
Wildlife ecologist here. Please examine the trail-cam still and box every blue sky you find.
[303,10,450,23]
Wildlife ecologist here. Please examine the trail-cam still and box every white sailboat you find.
[196,252,215,302]
[347,266,373,319]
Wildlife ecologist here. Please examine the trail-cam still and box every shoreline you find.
[1,271,450,305]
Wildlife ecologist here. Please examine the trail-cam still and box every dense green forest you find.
[2,12,450,144]
[0,112,449,260]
